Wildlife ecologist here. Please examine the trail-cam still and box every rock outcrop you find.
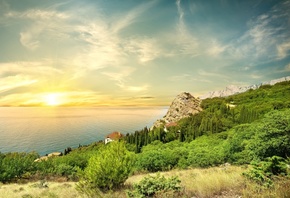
[153,92,202,128]
[200,76,290,99]
[34,152,62,162]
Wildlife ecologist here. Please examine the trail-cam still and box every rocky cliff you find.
[153,92,202,128]
[200,76,290,99]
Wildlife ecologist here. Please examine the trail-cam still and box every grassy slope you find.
[2,166,289,198]
[0,182,80,198]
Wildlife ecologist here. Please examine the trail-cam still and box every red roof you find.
[106,131,123,140]
[165,122,178,128]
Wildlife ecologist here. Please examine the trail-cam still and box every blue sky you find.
[0,0,290,106]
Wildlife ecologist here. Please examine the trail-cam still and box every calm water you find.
[0,107,167,156]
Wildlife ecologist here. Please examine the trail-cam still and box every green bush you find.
[246,109,290,159]
[187,136,226,167]
[137,149,178,172]
[0,152,38,182]
[137,141,189,172]
[243,156,288,188]
[127,173,181,198]
[77,141,135,192]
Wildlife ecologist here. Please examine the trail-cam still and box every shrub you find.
[0,152,38,182]
[246,109,290,159]
[243,156,288,188]
[127,173,182,198]
[137,141,188,172]
[137,149,177,172]
[187,136,226,167]
[77,141,135,193]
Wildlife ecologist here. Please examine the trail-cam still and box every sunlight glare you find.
[44,93,61,106]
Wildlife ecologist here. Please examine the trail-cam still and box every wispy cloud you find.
[20,28,40,50]
[102,68,149,92]
[4,7,71,50]
[277,40,290,60]
[124,37,161,63]
[0,61,64,77]
[5,9,69,20]
[71,21,123,71]
[123,85,149,92]
[250,73,263,79]
[207,40,228,57]
[111,1,156,34]
[228,1,290,61]
[175,0,199,57]
[284,63,290,72]
[198,70,228,79]
[169,74,211,83]
[102,67,135,87]
[0,75,37,93]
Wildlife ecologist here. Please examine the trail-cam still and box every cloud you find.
[102,67,135,86]
[5,9,69,20]
[128,96,155,101]
[5,2,124,74]
[69,21,125,73]
[169,74,211,83]
[4,7,71,50]
[250,74,262,79]
[207,40,227,57]
[0,61,64,77]
[285,63,290,71]
[102,67,149,92]
[228,1,290,61]
[20,30,40,50]
[175,0,199,57]
[198,70,228,79]
[0,1,10,25]
[277,41,290,60]
[111,1,156,34]
[124,85,149,92]
[0,75,37,93]
[124,37,161,63]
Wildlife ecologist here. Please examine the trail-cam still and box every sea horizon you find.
[0,106,168,156]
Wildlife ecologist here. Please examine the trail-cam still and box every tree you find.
[247,109,290,159]
[79,141,135,191]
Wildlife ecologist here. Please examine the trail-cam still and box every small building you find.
[105,131,123,144]
[164,122,178,132]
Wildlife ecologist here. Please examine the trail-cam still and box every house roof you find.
[106,131,123,140]
[165,122,178,128]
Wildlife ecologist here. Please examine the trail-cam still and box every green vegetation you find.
[243,156,288,188]
[125,81,290,148]
[127,173,181,197]
[0,81,290,197]
[0,152,39,182]
[77,141,135,193]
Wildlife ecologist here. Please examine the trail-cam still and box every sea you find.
[0,107,167,156]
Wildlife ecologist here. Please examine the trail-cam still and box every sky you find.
[0,0,290,107]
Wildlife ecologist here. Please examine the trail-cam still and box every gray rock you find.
[153,92,202,128]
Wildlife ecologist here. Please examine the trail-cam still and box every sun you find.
[44,93,61,106]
